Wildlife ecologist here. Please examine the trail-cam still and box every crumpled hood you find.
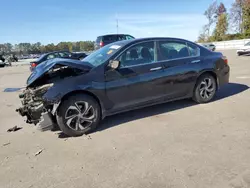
[27,58,93,87]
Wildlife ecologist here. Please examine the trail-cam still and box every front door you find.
[105,41,168,112]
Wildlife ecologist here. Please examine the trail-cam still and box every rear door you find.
[105,41,167,112]
[157,40,201,98]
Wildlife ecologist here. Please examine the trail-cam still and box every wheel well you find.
[59,90,102,115]
[197,71,218,89]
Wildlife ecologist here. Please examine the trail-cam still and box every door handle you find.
[190,60,201,64]
[150,67,162,71]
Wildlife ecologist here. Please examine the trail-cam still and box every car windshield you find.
[37,54,46,61]
[245,42,250,46]
[82,42,125,67]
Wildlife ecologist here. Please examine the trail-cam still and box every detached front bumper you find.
[16,85,58,131]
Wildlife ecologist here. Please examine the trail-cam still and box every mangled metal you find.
[16,59,93,131]
[16,83,54,125]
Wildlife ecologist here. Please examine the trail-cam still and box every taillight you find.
[31,62,37,67]
[100,41,104,47]
[222,56,228,64]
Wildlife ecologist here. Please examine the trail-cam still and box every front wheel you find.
[193,74,217,103]
[56,94,101,137]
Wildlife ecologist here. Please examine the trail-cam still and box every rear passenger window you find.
[119,41,155,67]
[117,35,127,41]
[103,35,117,42]
[158,41,200,61]
[158,41,189,61]
[126,35,135,40]
[187,42,200,57]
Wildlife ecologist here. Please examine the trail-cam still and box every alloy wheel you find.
[65,101,95,131]
[199,78,215,99]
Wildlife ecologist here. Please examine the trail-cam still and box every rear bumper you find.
[218,65,230,88]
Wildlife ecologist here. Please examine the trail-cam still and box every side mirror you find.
[108,60,120,70]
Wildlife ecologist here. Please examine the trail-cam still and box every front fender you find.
[43,83,107,118]
[43,83,91,104]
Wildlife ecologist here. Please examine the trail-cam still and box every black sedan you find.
[17,37,230,137]
[30,51,88,71]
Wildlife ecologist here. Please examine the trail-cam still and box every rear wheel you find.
[56,94,101,137]
[193,74,217,103]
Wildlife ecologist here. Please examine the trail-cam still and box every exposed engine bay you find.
[16,64,87,131]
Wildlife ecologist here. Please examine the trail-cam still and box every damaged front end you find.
[16,58,93,131]
[16,83,54,125]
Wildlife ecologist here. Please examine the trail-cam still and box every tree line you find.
[0,41,95,55]
[198,0,250,42]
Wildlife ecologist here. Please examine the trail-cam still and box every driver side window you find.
[119,41,155,67]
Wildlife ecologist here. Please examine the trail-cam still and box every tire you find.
[193,74,217,104]
[56,94,101,137]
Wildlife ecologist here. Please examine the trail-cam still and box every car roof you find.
[98,34,132,37]
[111,37,197,45]
[44,51,70,55]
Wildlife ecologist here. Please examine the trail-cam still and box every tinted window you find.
[37,54,46,61]
[117,35,127,41]
[126,35,135,40]
[119,41,155,67]
[103,35,118,42]
[158,41,189,61]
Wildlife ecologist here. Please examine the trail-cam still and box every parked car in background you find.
[237,42,250,56]
[202,43,216,51]
[7,54,18,62]
[0,55,5,63]
[95,34,135,50]
[0,55,5,67]
[30,51,88,71]
[0,61,5,67]
[21,55,31,59]
[17,37,230,137]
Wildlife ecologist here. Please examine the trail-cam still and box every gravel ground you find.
[0,50,250,188]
